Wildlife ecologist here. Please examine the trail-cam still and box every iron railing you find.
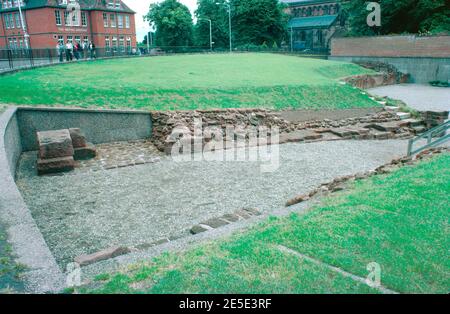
[0,47,141,72]
[407,120,450,156]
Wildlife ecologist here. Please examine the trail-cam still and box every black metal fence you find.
[0,46,330,72]
[0,47,142,72]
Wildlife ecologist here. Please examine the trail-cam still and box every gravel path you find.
[368,84,450,112]
[16,140,409,268]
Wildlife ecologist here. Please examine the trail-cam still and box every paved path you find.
[368,84,450,112]
[16,140,409,268]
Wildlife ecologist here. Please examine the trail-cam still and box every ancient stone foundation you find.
[37,128,97,175]
[150,109,424,156]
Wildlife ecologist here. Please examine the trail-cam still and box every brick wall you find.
[0,7,136,49]
[331,35,450,58]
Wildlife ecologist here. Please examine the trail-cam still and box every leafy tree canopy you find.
[343,0,450,36]
[231,0,289,46]
[195,0,230,49]
[145,0,194,49]
[195,0,288,49]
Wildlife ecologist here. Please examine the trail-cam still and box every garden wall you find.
[330,35,450,84]
[16,107,153,151]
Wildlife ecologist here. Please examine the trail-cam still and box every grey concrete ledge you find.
[0,107,65,293]
[16,105,150,115]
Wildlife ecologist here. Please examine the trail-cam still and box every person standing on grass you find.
[89,41,96,59]
[56,41,65,63]
[65,40,73,61]
[82,41,87,59]
[73,41,79,60]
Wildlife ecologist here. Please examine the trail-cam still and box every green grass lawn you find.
[0,224,25,293]
[82,153,449,294]
[0,54,377,111]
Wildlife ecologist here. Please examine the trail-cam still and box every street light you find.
[198,18,213,52]
[216,2,232,52]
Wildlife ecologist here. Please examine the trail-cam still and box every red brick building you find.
[0,0,136,51]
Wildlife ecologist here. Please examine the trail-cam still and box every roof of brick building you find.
[288,14,338,29]
[0,0,134,13]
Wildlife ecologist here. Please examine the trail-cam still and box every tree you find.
[195,0,230,49]
[145,0,194,50]
[343,0,450,36]
[231,0,288,47]
[195,0,288,49]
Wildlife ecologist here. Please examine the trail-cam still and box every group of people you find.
[56,40,96,62]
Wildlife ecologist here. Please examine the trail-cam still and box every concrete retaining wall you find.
[16,107,153,151]
[330,56,450,84]
[2,108,22,177]
[0,107,65,293]
[330,35,450,84]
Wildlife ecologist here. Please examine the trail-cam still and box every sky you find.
[122,0,198,42]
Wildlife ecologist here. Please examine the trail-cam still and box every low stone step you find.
[385,106,399,112]
[412,126,427,134]
[397,112,411,120]
[399,119,424,128]
[365,122,401,132]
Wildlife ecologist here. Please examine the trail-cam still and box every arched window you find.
[324,5,329,15]
[307,7,312,16]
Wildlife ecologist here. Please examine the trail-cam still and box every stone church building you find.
[282,0,347,52]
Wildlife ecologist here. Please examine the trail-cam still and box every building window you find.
[103,13,108,27]
[81,11,87,27]
[75,35,81,44]
[125,15,130,28]
[64,11,70,26]
[119,36,124,51]
[117,15,123,28]
[55,10,62,25]
[83,36,89,46]
[8,13,14,28]
[58,35,64,44]
[14,13,20,28]
[126,37,131,51]
[72,11,79,26]
[110,14,116,27]
[67,35,73,43]
[105,36,110,52]
[5,13,10,28]
[112,36,117,50]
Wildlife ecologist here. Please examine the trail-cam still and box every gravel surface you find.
[16,140,408,268]
[368,84,450,113]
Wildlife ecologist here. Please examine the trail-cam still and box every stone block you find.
[74,143,97,160]
[283,130,323,143]
[330,128,358,138]
[190,225,212,235]
[365,122,401,132]
[203,218,229,229]
[69,128,88,148]
[74,246,131,267]
[373,131,390,140]
[37,156,75,175]
[396,112,411,120]
[37,129,74,159]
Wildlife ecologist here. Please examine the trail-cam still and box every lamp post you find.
[198,18,212,51]
[17,0,29,49]
[290,27,293,53]
[216,2,232,52]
